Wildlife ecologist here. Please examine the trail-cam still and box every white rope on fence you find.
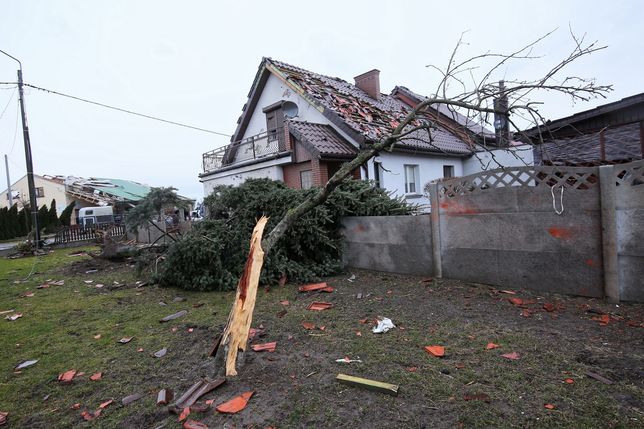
[551,185,564,215]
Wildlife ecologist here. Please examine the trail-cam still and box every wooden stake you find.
[215,216,268,376]
[336,373,399,396]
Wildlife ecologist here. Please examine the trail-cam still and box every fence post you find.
[599,165,619,303]
[428,182,442,278]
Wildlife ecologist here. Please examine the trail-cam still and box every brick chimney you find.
[354,69,380,100]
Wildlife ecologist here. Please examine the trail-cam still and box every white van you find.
[78,206,115,228]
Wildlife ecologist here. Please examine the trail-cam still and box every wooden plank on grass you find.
[336,373,399,396]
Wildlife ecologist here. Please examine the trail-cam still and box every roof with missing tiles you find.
[233,58,474,156]
[287,120,357,158]
[534,122,643,165]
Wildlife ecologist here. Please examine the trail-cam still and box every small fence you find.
[342,159,644,302]
[54,224,126,245]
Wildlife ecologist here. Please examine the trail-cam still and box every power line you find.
[23,83,232,138]
[0,88,15,120]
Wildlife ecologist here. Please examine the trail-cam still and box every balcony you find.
[202,129,286,174]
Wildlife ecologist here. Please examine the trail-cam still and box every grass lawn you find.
[0,247,642,428]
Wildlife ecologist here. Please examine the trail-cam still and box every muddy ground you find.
[1,253,643,428]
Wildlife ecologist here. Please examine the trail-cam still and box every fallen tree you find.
[210,30,611,377]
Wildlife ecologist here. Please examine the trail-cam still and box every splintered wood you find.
[217,216,268,376]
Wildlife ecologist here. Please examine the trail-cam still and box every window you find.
[404,164,420,194]
[300,170,313,190]
[443,165,455,178]
[36,187,45,198]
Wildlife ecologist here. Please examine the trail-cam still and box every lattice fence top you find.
[615,159,644,187]
[438,165,599,198]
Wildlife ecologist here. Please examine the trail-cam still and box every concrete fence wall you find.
[342,159,644,302]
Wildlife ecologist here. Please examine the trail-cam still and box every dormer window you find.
[263,102,285,142]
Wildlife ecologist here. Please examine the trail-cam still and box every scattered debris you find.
[544,403,556,410]
[215,391,254,414]
[160,310,188,323]
[85,269,98,274]
[356,293,363,299]
[347,274,356,282]
[464,393,491,402]
[5,313,22,321]
[302,322,316,330]
[172,378,226,410]
[336,373,399,396]
[424,345,445,357]
[372,317,395,334]
[0,310,15,315]
[183,419,209,429]
[306,302,333,311]
[251,342,276,352]
[174,297,186,302]
[592,314,611,325]
[192,303,204,308]
[189,403,210,413]
[335,357,362,363]
[84,280,94,284]
[407,366,418,372]
[89,372,102,381]
[299,282,334,293]
[543,303,556,312]
[564,378,575,384]
[248,327,264,339]
[585,371,613,385]
[99,399,113,409]
[178,407,190,421]
[122,393,143,406]
[279,300,289,306]
[157,389,173,406]
[19,291,34,298]
[0,412,6,426]
[15,359,38,370]
[276,309,287,318]
[154,348,168,358]
[118,337,133,344]
[36,284,49,289]
[501,352,520,360]
[93,334,101,339]
[485,343,500,350]
[58,369,77,383]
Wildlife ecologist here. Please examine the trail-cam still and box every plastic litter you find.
[372,317,395,334]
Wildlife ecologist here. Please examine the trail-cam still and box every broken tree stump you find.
[211,216,268,376]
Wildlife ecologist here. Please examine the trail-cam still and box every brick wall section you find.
[283,161,313,189]
[283,160,362,189]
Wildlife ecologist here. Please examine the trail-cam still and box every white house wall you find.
[242,74,357,144]
[370,152,464,207]
[201,158,287,195]
[463,145,534,176]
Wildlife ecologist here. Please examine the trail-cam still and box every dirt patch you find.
[133,270,643,428]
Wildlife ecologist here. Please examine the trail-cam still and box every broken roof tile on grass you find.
[306,302,333,311]
[251,342,276,352]
[298,282,332,292]
[215,391,254,414]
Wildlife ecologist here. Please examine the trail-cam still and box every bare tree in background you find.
[213,30,612,377]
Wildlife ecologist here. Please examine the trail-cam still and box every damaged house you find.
[199,58,533,206]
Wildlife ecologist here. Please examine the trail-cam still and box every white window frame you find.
[300,170,313,190]
[404,164,420,194]
[443,165,455,178]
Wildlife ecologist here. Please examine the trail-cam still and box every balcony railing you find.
[202,129,285,173]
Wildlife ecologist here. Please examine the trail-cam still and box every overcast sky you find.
[1,0,642,200]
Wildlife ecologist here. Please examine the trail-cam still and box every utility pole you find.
[4,154,11,205]
[0,49,40,248]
